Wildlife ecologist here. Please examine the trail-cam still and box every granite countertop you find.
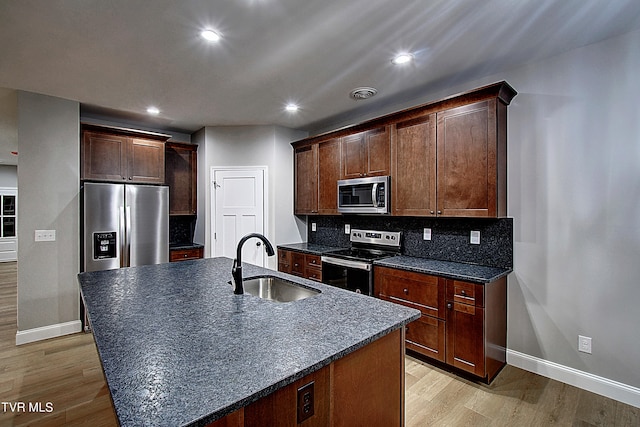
[78,257,419,427]
[277,242,344,255]
[374,255,512,284]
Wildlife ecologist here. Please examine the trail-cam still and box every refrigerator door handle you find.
[119,206,127,267]
[125,206,132,266]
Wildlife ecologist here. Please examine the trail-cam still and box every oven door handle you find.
[321,256,371,271]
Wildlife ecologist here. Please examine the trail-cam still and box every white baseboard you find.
[507,349,640,409]
[15,320,83,345]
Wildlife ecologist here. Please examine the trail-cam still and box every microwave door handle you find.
[371,183,378,207]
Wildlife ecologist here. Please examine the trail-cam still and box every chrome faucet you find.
[232,233,275,294]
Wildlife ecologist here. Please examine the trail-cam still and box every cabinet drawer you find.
[446,280,484,307]
[278,249,291,264]
[169,247,203,262]
[405,316,445,362]
[306,266,322,282]
[290,252,306,276]
[375,266,444,319]
[305,254,321,269]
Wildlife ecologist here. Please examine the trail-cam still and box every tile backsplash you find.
[169,216,196,245]
[307,216,513,269]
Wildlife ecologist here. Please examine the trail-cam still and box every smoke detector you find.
[349,87,378,100]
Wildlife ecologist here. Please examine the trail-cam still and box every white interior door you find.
[212,168,266,266]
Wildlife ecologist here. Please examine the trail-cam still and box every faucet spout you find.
[232,233,276,294]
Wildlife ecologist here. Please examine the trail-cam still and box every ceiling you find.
[1,0,640,162]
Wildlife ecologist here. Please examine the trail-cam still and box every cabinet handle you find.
[461,290,466,296]
[403,288,409,295]
[437,210,442,214]
[430,210,434,214]
[447,303,452,309]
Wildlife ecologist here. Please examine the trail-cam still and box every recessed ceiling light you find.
[392,53,414,65]
[285,103,299,112]
[146,106,160,115]
[201,29,221,42]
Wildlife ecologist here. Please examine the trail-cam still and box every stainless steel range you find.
[321,229,401,295]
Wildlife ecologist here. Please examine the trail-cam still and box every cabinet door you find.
[81,131,127,181]
[294,145,318,214]
[445,300,485,377]
[391,114,436,216]
[290,252,306,277]
[341,132,365,179]
[364,126,390,177]
[405,315,445,362]
[436,99,497,217]
[317,138,341,214]
[128,137,165,184]
[165,143,197,215]
[278,249,292,273]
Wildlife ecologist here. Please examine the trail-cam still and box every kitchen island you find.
[78,257,420,427]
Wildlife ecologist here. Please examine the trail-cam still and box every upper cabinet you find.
[81,125,168,184]
[341,126,390,179]
[294,137,341,215]
[165,142,198,215]
[436,99,506,217]
[391,114,437,216]
[292,81,516,218]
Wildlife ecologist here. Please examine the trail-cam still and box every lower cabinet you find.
[207,329,404,427]
[278,249,322,282]
[169,247,204,262]
[374,266,506,383]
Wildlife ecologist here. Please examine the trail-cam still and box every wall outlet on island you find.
[578,335,592,354]
[345,224,350,234]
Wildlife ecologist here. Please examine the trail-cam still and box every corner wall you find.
[16,91,80,343]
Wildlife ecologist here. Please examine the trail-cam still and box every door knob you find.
[256,242,262,247]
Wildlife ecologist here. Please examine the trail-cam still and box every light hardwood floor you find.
[0,262,637,426]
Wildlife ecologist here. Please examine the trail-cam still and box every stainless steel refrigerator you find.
[82,182,169,272]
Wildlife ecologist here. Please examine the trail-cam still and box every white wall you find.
[308,29,640,403]
[16,91,80,341]
[193,125,306,268]
[0,165,17,187]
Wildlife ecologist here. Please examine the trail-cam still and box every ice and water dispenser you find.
[93,232,116,259]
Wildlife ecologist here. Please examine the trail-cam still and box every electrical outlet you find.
[470,230,480,245]
[297,381,315,423]
[35,230,56,242]
[311,223,316,232]
[345,224,350,234]
[423,228,432,240]
[578,335,592,354]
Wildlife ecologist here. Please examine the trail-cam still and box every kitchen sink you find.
[238,275,320,302]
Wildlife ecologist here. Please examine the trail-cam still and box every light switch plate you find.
[311,223,316,232]
[470,230,480,245]
[35,230,56,242]
[345,224,350,234]
[423,228,432,240]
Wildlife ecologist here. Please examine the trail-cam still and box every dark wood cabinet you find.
[81,127,166,184]
[375,266,507,383]
[294,137,340,215]
[317,138,341,214]
[391,114,437,216]
[341,127,390,179]
[169,247,203,262]
[375,266,445,362]
[436,99,506,217]
[165,142,197,215]
[294,145,318,215]
[277,249,322,282]
[291,81,516,218]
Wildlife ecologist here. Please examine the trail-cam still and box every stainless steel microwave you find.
[337,176,390,214]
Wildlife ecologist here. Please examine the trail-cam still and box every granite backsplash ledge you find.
[307,216,513,269]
